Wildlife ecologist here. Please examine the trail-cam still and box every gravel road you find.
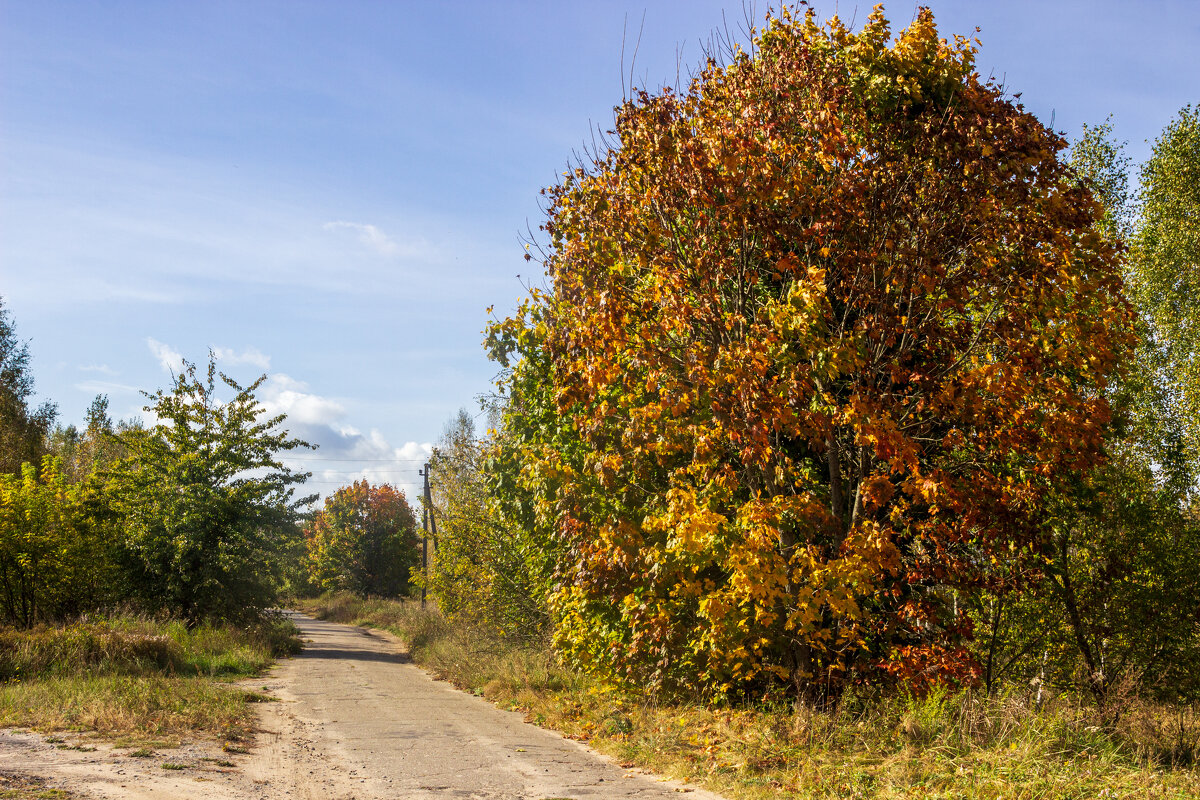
[0,612,726,799]
[249,610,725,799]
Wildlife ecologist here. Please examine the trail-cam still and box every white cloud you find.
[322,220,431,259]
[212,346,271,370]
[259,374,345,426]
[146,337,184,373]
[74,379,140,395]
[256,373,432,505]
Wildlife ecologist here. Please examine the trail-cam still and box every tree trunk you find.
[826,435,844,530]
[1053,532,1105,702]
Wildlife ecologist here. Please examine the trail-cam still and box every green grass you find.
[0,614,299,742]
[298,593,1200,800]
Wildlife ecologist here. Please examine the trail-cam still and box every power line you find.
[297,470,424,474]
[282,457,431,463]
[302,479,424,484]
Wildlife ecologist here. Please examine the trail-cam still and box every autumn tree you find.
[489,7,1134,700]
[0,458,117,627]
[971,117,1200,703]
[108,356,313,624]
[305,480,419,598]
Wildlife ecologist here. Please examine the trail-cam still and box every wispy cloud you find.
[212,346,271,370]
[78,363,117,375]
[100,282,187,305]
[322,220,432,259]
[74,379,140,396]
[146,338,183,373]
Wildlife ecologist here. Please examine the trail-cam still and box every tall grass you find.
[299,593,1200,800]
[0,614,299,742]
[0,675,265,740]
[0,614,298,681]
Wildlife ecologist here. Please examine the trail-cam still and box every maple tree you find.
[996,115,1200,703]
[490,6,1134,699]
[305,479,420,598]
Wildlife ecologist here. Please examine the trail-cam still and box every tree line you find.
[421,7,1200,706]
[0,321,423,628]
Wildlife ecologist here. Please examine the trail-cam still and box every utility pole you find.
[426,464,438,552]
[419,463,430,609]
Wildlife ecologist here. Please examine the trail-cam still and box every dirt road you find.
[0,612,726,799]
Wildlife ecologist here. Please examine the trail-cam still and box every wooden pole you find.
[420,464,429,609]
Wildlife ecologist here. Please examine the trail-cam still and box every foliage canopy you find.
[421,410,557,642]
[0,458,116,627]
[490,6,1134,699]
[0,298,56,475]
[1129,105,1200,488]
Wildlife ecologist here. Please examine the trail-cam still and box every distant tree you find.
[108,356,314,624]
[1067,118,1133,240]
[49,395,135,484]
[305,480,420,598]
[0,298,56,475]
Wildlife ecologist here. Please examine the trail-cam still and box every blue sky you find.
[2,1,1197,502]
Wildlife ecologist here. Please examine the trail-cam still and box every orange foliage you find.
[494,6,1134,700]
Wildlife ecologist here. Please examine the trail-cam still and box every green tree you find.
[421,409,557,642]
[1129,105,1200,489]
[108,356,313,624]
[972,456,1200,702]
[1067,118,1132,240]
[304,480,419,598]
[0,298,56,475]
[48,396,136,484]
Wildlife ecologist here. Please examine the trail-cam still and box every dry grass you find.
[299,593,1200,800]
[0,769,84,799]
[0,614,298,743]
[0,675,264,741]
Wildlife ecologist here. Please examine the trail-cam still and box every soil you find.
[0,612,726,799]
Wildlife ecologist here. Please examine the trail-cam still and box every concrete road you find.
[253,611,725,800]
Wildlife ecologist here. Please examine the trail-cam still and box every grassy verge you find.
[297,593,1200,800]
[0,614,299,744]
